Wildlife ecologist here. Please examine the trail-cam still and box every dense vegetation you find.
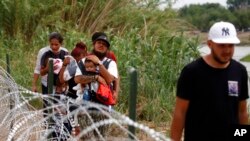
[0,0,200,131]
[178,0,250,32]
[0,0,249,135]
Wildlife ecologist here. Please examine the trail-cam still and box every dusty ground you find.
[108,122,169,141]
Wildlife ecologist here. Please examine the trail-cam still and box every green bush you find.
[0,0,200,129]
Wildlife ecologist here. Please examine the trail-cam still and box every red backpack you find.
[78,58,116,105]
[96,83,116,105]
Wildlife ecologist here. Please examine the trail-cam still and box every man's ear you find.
[207,40,212,48]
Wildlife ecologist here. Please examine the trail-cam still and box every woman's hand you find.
[63,57,71,66]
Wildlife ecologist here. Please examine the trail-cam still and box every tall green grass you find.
[0,0,201,135]
[114,29,200,124]
[240,54,250,62]
[0,28,200,123]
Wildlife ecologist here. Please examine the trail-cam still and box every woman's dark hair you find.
[49,32,64,43]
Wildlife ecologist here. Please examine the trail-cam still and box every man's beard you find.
[211,49,231,65]
[93,49,107,60]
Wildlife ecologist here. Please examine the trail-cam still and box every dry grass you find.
[195,31,250,45]
[105,120,171,140]
[238,32,250,45]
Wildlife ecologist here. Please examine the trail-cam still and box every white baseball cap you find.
[208,21,240,44]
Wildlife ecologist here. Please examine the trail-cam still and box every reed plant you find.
[0,28,200,120]
[0,0,201,134]
[113,29,200,123]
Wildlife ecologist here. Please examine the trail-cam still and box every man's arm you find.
[112,77,120,102]
[98,63,115,84]
[74,75,98,84]
[170,97,189,141]
[238,100,249,124]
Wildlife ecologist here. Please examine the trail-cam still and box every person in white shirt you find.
[74,32,118,139]
[32,32,68,93]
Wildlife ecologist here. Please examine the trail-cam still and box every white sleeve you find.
[34,47,49,74]
[75,58,86,76]
[75,66,82,76]
[63,69,71,81]
[108,60,118,78]
[60,47,68,52]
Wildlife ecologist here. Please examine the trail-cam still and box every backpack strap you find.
[79,58,112,73]
[78,59,87,75]
[102,58,114,92]
[102,58,112,69]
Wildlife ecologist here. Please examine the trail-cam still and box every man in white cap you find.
[170,21,249,141]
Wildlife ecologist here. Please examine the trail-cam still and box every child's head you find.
[84,59,97,72]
